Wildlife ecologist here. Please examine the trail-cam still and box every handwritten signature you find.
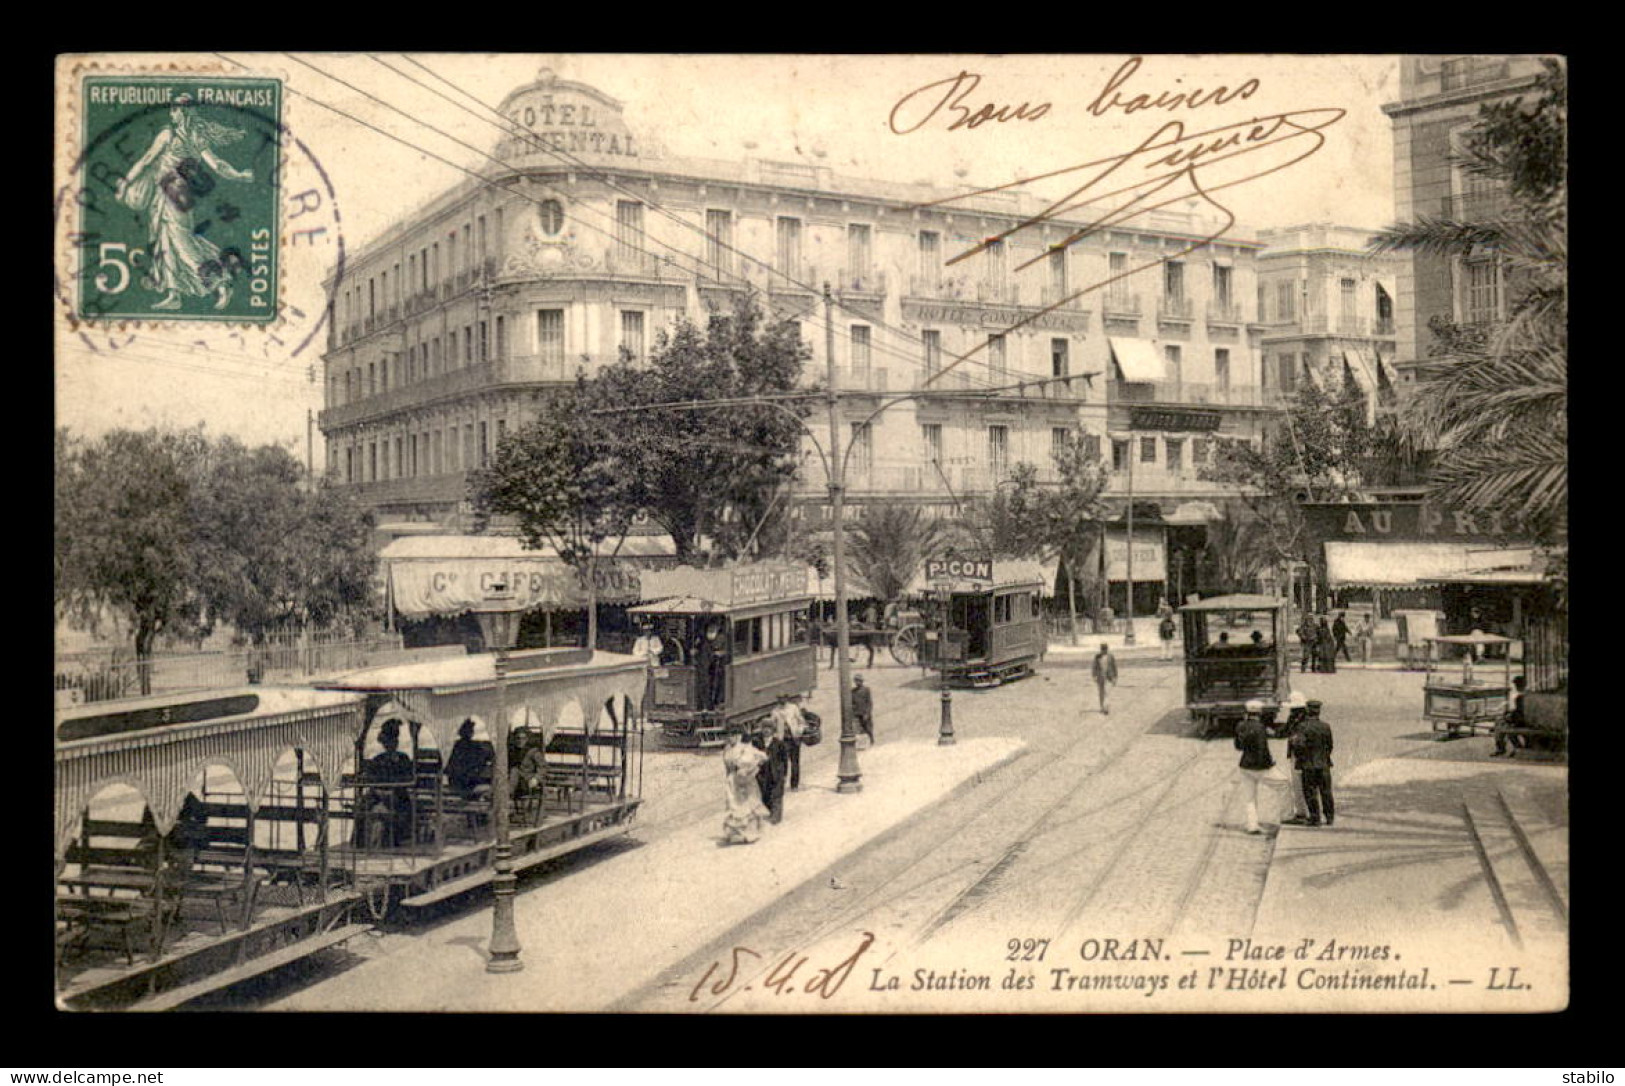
[888,56,1261,134]
[886,61,1343,387]
[689,931,876,1003]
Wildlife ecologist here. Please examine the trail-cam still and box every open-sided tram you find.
[54,646,648,1010]
[917,561,1047,687]
[1179,594,1292,738]
[630,563,817,748]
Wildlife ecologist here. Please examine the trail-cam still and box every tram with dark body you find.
[1179,594,1293,738]
[630,563,818,748]
[54,647,647,1010]
[917,561,1047,687]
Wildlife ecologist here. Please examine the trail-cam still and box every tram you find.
[54,646,648,1010]
[917,561,1047,687]
[1179,594,1292,738]
[629,563,818,748]
[55,687,373,1010]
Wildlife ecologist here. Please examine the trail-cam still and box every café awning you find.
[1325,542,1536,589]
[1109,337,1164,383]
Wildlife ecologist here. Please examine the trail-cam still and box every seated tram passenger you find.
[363,719,415,847]
[444,718,495,800]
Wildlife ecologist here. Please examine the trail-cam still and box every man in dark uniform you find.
[1290,699,1335,827]
[1332,612,1352,662]
[852,675,875,744]
[1297,614,1319,673]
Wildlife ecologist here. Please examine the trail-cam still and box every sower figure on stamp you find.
[1092,643,1118,715]
[1290,699,1335,827]
[115,95,255,311]
[852,674,875,745]
[1234,700,1277,835]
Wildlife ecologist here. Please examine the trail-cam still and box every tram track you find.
[655,666,1213,1013]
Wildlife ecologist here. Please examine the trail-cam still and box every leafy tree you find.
[964,462,1048,559]
[189,439,377,642]
[585,297,813,565]
[56,427,210,688]
[1199,508,1273,597]
[846,501,949,605]
[469,386,644,650]
[1370,58,1566,540]
[1036,430,1110,643]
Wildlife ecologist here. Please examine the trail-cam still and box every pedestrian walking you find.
[771,694,805,793]
[1332,612,1352,662]
[1276,691,1312,825]
[1289,699,1335,826]
[1297,613,1318,674]
[1092,643,1118,714]
[755,707,790,825]
[1234,700,1277,835]
[852,675,875,744]
[721,731,769,844]
[1315,618,1338,674]
[1158,613,1177,661]
[1354,613,1375,666]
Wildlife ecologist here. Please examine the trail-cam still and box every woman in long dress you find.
[721,731,769,845]
[115,95,255,311]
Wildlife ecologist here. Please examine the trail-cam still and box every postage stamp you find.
[76,75,282,323]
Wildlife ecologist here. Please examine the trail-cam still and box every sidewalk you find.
[271,735,1025,1012]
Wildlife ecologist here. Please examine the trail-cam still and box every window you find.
[369,442,378,483]
[847,223,871,279]
[706,209,732,275]
[431,243,439,285]
[1340,277,1357,320]
[1084,433,1102,461]
[479,423,489,467]
[923,329,942,378]
[621,310,646,360]
[464,325,474,364]
[368,278,376,318]
[1465,260,1504,325]
[1257,282,1268,322]
[1107,251,1130,304]
[1140,436,1157,464]
[1166,438,1184,473]
[380,271,389,309]
[616,201,643,262]
[994,594,1013,624]
[1049,248,1068,295]
[919,231,941,285]
[462,225,471,271]
[849,325,871,373]
[1213,264,1233,308]
[922,423,942,463]
[479,321,490,362]
[1112,439,1128,472]
[776,217,802,276]
[408,254,417,294]
[465,424,476,471]
[478,215,488,265]
[539,199,563,236]
[538,309,564,366]
[420,248,429,291]
[496,418,507,446]
[1164,344,1182,388]
[1279,353,1298,392]
[367,362,376,397]
[1276,281,1296,321]
[409,434,418,477]
[448,232,458,277]
[1164,260,1185,301]
[988,425,1009,477]
[984,238,1006,284]
[987,334,1007,378]
[1215,348,1231,391]
[1051,338,1069,378]
[1052,427,1069,462]
[431,339,442,373]
[1192,437,1210,465]
[849,422,873,475]
[495,315,506,360]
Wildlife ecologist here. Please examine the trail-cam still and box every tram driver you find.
[363,719,415,848]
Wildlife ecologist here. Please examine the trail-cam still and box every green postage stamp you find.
[77,75,282,322]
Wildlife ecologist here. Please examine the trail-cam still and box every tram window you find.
[733,619,753,657]
[792,612,809,644]
[994,594,1013,624]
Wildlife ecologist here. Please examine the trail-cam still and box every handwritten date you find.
[689,932,876,1003]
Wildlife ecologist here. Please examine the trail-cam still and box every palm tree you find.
[845,502,950,605]
[1369,59,1566,540]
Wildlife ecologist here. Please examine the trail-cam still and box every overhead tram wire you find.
[263,53,851,340]
[376,54,1036,393]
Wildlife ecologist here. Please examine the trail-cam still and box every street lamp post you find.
[475,602,522,974]
[825,284,861,794]
[937,586,955,745]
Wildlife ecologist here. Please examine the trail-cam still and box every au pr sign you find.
[1300,502,1532,543]
[926,557,993,582]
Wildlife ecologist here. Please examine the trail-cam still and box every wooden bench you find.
[58,834,177,965]
[540,730,627,808]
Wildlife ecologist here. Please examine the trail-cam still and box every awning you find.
[1164,500,1223,525]
[1325,542,1537,589]
[1343,349,1378,396]
[1109,337,1164,383]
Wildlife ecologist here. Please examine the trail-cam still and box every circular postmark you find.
[54,70,345,371]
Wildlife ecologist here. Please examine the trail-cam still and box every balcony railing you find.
[1374,318,1396,337]
[1300,314,1372,336]
[1158,294,1194,321]
[319,354,578,429]
[1440,190,1512,221]
[1103,292,1141,317]
[604,248,670,278]
[1109,380,1286,409]
[976,280,1021,305]
[767,262,817,293]
[1440,57,1511,92]
[1205,301,1245,324]
[836,268,888,295]
[1040,284,1082,310]
[834,366,889,393]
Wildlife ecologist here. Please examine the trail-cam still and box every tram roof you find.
[1179,593,1288,612]
[317,648,645,692]
[54,685,362,727]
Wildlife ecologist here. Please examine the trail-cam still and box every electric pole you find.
[826,283,860,794]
